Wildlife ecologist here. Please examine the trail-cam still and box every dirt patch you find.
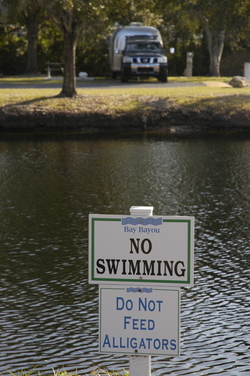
[201,81,232,88]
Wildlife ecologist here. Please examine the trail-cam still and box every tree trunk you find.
[203,18,225,77]
[60,29,78,97]
[25,13,39,73]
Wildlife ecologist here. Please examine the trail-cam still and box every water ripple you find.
[0,135,249,375]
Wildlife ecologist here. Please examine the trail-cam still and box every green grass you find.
[6,368,129,376]
[0,76,250,118]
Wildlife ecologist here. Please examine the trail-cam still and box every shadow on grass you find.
[0,92,81,111]
[1,86,250,133]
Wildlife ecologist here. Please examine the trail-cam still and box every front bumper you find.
[123,63,167,76]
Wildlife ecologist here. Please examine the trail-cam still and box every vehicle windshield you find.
[125,42,163,53]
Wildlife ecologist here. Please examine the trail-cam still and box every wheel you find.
[159,67,168,83]
[161,75,168,83]
[159,73,168,83]
[121,68,129,83]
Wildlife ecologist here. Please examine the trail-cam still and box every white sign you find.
[89,215,194,286]
[99,285,180,356]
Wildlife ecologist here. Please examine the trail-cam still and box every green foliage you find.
[45,0,103,32]
[6,368,129,376]
[37,19,63,73]
[1,0,250,77]
[76,35,110,77]
[155,0,204,75]
[0,25,27,74]
[87,369,129,376]
[156,0,250,76]
[8,366,38,376]
[102,0,162,27]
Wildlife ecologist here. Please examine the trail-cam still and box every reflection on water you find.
[0,133,249,375]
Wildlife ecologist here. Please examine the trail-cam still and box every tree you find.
[102,0,162,27]
[186,0,250,76]
[155,0,202,75]
[22,0,44,73]
[45,0,102,97]
[157,0,250,76]
[0,0,45,74]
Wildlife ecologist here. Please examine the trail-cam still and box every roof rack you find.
[129,22,143,26]
[126,35,158,40]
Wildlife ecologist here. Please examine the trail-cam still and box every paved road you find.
[76,79,206,89]
[0,77,231,89]
[0,78,206,89]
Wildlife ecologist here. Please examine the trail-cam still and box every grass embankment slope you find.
[0,76,250,133]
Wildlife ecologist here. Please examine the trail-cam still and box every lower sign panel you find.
[99,286,180,356]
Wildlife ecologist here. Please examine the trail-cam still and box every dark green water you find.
[0,133,249,375]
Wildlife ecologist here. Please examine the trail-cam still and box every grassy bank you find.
[0,76,250,132]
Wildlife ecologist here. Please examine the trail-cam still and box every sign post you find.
[128,207,152,376]
[88,206,194,376]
